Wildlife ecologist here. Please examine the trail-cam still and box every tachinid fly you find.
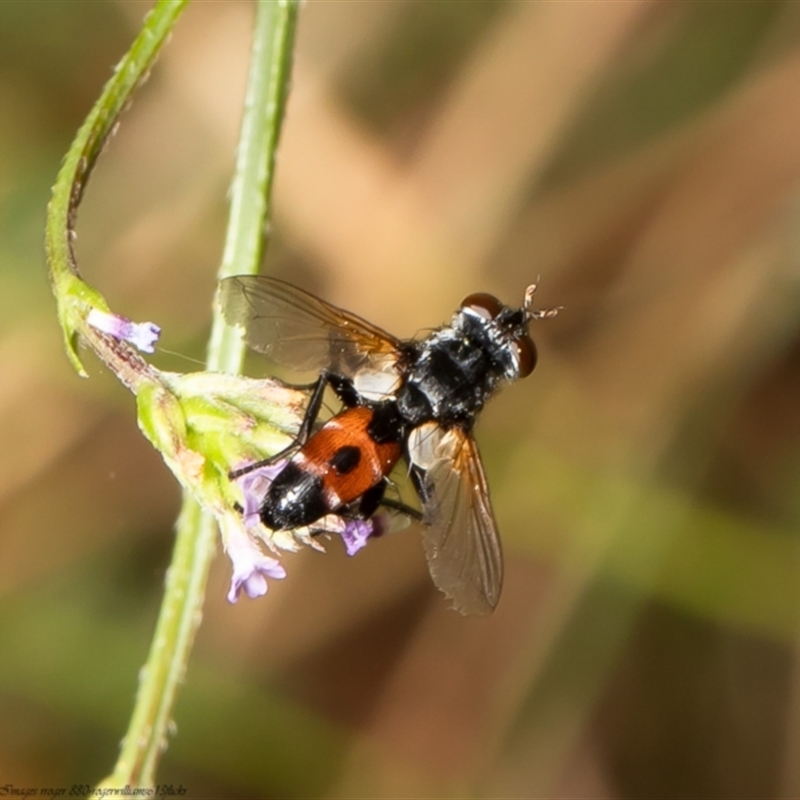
[220,277,558,614]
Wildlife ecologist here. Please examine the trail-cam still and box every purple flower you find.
[223,519,286,603]
[86,308,161,353]
[233,459,287,530]
[341,518,377,556]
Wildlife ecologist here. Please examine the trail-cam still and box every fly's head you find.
[457,282,560,381]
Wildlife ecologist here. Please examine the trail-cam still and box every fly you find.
[219,276,558,614]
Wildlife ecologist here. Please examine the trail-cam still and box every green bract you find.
[139,370,302,518]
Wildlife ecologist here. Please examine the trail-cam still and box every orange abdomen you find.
[299,406,401,509]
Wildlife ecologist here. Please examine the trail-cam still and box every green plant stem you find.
[45,0,298,784]
[208,0,298,375]
[94,0,299,789]
[45,0,189,378]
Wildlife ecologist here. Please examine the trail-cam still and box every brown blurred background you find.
[3,1,800,797]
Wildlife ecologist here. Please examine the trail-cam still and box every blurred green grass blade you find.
[0,591,346,797]
[492,581,639,796]
[499,445,800,642]
[491,443,800,794]
[542,2,786,188]
[168,662,346,796]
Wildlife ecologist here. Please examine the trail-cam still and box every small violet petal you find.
[235,459,287,530]
[87,308,161,354]
[342,518,375,557]
[224,522,286,603]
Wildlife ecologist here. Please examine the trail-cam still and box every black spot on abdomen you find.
[329,445,361,475]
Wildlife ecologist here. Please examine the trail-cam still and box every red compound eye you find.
[460,292,503,320]
[514,334,537,378]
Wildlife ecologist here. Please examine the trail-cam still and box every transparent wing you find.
[408,423,503,615]
[218,276,403,380]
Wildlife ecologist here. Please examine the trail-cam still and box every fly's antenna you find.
[524,277,562,321]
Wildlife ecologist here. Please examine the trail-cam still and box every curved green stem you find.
[106,1,299,787]
[44,0,300,788]
[46,0,189,378]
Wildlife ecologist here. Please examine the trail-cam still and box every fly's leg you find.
[229,370,346,480]
[407,464,433,523]
[378,497,423,521]
[325,373,361,408]
[330,481,423,528]
[358,481,386,519]
[409,464,429,503]
[324,481,389,524]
